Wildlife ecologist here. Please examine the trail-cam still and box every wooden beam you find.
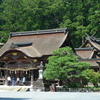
[91,32,96,37]
[7,59,33,63]
[0,68,38,71]
[85,33,90,37]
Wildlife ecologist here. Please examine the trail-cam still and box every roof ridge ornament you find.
[90,32,96,38]
[84,31,100,44]
[85,32,97,41]
[64,28,68,34]
[85,32,97,40]
[10,43,19,49]
[10,28,67,37]
[85,33,91,40]
[10,42,33,48]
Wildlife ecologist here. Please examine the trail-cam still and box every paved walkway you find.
[0,85,100,100]
[0,91,100,100]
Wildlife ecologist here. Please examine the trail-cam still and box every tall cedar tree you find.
[0,0,100,46]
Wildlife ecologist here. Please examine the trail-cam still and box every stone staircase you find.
[19,87,30,92]
[0,86,30,92]
[33,79,45,91]
[12,87,30,92]
[12,87,22,92]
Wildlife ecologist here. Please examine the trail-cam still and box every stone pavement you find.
[0,91,100,100]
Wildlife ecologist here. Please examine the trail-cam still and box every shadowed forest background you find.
[0,0,100,47]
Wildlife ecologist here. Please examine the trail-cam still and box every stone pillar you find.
[38,61,44,79]
[38,67,43,79]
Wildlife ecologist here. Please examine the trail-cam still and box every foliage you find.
[82,69,100,87]
[43,46,90,87]
[0,0,63,32]
[0,31,9,43]
[0,0,100,46]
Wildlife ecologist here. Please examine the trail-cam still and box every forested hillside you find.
[0,0,100,47]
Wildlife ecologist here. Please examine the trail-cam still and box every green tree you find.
[0,0,9,43]
[0,0,62,31]
[1,0,100,47]
[82,69,100,87]
[60,0,100,47]
[43,46,90,87]
[0,31,9,43]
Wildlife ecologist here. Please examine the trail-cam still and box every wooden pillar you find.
[31,70,34,86]
[4,70,8,85]
[0,69,2,77]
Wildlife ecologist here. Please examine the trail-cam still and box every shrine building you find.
[0,28,74,87]
[75,36,100,72]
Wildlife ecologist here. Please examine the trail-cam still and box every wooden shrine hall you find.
[0,28,74,87]
[75,35,100,72]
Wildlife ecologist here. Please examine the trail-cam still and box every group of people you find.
[7,76,26,86]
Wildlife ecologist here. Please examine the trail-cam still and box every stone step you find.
[12,87,22,92]
[19,88,30,92]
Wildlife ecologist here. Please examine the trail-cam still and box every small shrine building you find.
[75,36,100,72]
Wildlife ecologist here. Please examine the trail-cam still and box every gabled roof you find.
[80,37,100,51]
[79,58,100,67]
[0,28,73,58]
[76,36,100,67]
[75,47,94,59]
[77,36,100,59]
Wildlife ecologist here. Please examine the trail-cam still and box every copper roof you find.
[0,28,69,58]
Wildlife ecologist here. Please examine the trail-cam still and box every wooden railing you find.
[0,78,5,85]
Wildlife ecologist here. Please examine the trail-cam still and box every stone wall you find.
[56,86,100,92]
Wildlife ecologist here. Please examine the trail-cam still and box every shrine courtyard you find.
[0,91,100,100]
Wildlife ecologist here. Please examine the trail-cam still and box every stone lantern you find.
[33,61,45,91]
[38,61,44,79]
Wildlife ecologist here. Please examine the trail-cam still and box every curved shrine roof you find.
[75,47,94,59]
[80,36,100,50]
[0,28,69,58]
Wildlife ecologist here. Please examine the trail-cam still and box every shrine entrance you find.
[0,51,39,86]
[5,69,39,86]
[0,68,39,86]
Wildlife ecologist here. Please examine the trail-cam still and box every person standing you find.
[7,76,11,85]
[16,77,20,86]
[12,77,16,86]
[22,76,26,86]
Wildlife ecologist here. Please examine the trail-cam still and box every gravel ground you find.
[0,91,100,100]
